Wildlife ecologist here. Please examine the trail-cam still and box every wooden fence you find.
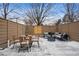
[0,18,79,48]
[0,19,25,48]
[58,22,79,41]
[25,22,79,41]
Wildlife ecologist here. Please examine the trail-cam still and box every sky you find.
[0,3,66,25]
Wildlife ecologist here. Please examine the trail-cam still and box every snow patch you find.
[0,38,79,56]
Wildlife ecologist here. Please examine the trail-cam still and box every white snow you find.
[0,38,79,56]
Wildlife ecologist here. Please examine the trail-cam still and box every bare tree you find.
[62,3,78,22]
[0,3,21,20]
[25,3,53,26]
[0,3,13,19]
[73,4,79,21]
[55,19,61,25]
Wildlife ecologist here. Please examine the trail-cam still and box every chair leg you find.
[37,41,40,47]
[29,47,31,52]
[26,46,29,52]
[28,43,32,52]
[18,45,23,53]
[18,48,20,53]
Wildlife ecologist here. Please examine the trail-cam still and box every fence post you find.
[8,39,10,47]
[7,20,9,47]
[16,19,18,38]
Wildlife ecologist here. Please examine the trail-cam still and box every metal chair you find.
[18,36,29,52]
[32,35,40,47]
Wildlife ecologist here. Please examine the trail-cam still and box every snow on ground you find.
[0,38,79,56]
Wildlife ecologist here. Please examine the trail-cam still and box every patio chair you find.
[54,33,63,41]
[61,33,70,41]
[32,35,40,47]
[27,35,33,51]
[47,32,55,41]
[18,36,29,52]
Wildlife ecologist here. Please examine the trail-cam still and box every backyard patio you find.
[0,3,79,56]
[0,37,79,56]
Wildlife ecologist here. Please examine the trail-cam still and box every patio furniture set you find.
[12,35,40,52]
[43,32,70,41]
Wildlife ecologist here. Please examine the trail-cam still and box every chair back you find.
[19,36,23,43]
